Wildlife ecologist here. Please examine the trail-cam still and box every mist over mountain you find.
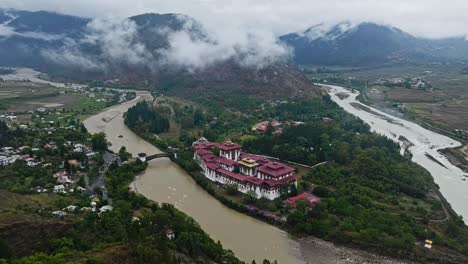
[281,22,468,66]
[3,8,468,93]
[0,9,292,73]
[0,9,320,99]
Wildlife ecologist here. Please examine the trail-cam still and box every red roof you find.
[284,192,321,208]
[245,177,263,185]
[194,144,208,150]
[263,175,297,187]
[202,153,217,162]
[217,168,247,182]
[195,149,213,156]
[216,157,237,167]
[215,169,297,188]
[239,153,270,164]
[219,143,241,151]
[68,159,79,166]
[257,162,294,178]
[194,142,221,150]
[205,162,220,171]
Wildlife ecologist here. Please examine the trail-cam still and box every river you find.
[8,67,411,263]
[83,92,305,264]
[1,68,87,89]
[82,88,416,264]
[325,84,468,222]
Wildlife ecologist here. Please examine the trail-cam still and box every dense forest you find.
[133,93,468,262]
[125,101,170,134]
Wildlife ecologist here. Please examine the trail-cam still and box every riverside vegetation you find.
[125,92,468,263]
[0,104,248,263]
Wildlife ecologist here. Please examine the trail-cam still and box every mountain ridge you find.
[0,9,322,100]
[281,21,468,66]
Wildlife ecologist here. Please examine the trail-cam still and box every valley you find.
[1,4,468,264]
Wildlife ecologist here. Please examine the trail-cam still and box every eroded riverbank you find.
[324,84,468,223]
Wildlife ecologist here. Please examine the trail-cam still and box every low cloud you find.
[3,0,468,39]
[41,47,103,70]
[157,17,290,71]
[40,15,290,72]
[41,18,154,71]
[83,18,155,66]
[0,21,65,41]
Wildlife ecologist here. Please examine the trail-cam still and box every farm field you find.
[0,81,109,115]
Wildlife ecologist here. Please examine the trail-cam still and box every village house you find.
[193,138,297,200]
[98,205,113,216]
[54,170,72,186]
[6,115,17,122]
[53,184,66,193]
[52,210,67,218]
[283,192,321,209]
[62,205,78,212]
[68,159,80,168]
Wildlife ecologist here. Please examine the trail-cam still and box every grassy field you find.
[0,81,115,125]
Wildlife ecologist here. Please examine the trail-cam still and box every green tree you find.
[91,132,108,151]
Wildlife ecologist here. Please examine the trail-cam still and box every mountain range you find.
[281,22,468,66]
[0,9,323,99]
[1,8,468,97]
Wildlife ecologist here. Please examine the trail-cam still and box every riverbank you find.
[84,94,308,264]
[356,85,468,175]
[86,91,429,263]
[323,84,468,223]
[133,130,416,264]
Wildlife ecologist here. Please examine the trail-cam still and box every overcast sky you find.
[1,0,468,38]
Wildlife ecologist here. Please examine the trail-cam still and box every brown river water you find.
[83,92,411,264]
[83,92,304,263]
[0,68,416,263]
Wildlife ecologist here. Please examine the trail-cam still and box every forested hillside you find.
[128,92,468,263]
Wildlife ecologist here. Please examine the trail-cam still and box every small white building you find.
[98,205,113,216]
[63,205,78,212]
[53,184,66,193]
[6,115,17,122]
[52,211,67,217]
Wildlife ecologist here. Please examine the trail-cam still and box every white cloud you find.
[37,14,289,71]
[83,18,154,66]
[4,0,468,70]
[0,19,65,41]
[41,48,103,70]
[157,16,290,71]
[1,0,468,39]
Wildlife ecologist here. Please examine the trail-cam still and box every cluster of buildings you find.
[0,115,18,122]
[52,201,114,218]
[372,77,430,89]
[0,146,40,167]
[193,138,297,200]
[1,139,97,194]
[252,120,304,135]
